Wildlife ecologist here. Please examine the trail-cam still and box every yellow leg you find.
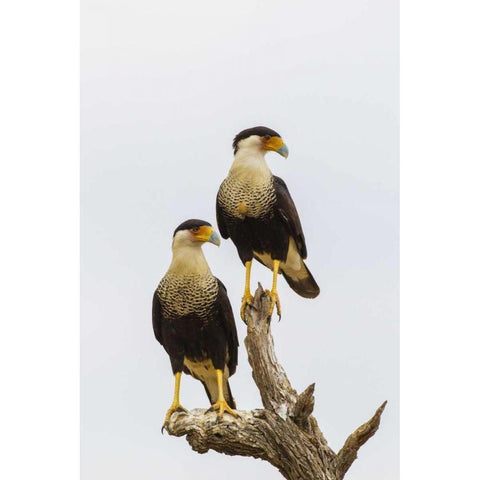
[208,369,237,419]
[266,260,282,318]
[240,260,253,322]
[163,372,188,429]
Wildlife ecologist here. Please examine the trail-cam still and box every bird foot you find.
[207,399,237,419]
[162,403,188,432]
[240,293,254,323]
[265,289,281,319]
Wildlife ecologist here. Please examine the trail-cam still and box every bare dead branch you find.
[292,383,316,430]
[165,285,387,479]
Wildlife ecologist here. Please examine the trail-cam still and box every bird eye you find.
[264,135,271,140]
[191,227,200,233]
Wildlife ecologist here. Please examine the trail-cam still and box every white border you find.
[401,0,480,478]
[0,1,79,479]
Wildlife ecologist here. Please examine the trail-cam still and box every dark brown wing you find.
[215,279,238,375]
[216,185,230,239]
[273,175,307,259]
[152,290,164,346]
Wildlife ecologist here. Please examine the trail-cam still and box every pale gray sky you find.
[81,1,398,478]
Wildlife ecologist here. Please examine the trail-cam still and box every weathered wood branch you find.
[166,285,387,479]
[336,401,387,479]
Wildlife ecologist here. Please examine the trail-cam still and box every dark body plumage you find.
[152,219,238,409]
[216,128,319,298]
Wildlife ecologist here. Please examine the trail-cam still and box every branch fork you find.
[166,285,386,480]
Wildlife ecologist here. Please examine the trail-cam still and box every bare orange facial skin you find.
[191,225,215,242]
[263,135,285,152]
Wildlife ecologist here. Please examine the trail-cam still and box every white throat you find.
[168,245,211,275]
[230,147,271,181]
[168,232,212,275]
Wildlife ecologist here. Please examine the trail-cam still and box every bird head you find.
[232,126,289,158]
[172,219,221,248]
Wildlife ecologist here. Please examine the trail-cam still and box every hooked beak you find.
[192,225,221,246]
[264,135,289,158]
[208,230,221,247]
[277,144,289,158]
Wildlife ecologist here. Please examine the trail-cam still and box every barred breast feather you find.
[156,273,219,321]
[217,175,276,220]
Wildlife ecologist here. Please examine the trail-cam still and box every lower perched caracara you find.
[152,219,238,427]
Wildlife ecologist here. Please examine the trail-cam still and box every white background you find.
[1,1,479,480]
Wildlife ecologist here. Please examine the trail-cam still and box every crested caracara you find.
[216,126,320,321]
[152,219,238,427]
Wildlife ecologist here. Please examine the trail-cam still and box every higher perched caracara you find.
[216,126,320,321]
[152,219,238,427]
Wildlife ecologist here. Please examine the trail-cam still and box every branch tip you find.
[336,400,388,479]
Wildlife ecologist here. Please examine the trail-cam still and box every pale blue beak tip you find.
[209,231,221,246]
[277,144,289,158]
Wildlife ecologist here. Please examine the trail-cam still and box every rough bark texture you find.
[166,285,387,479]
